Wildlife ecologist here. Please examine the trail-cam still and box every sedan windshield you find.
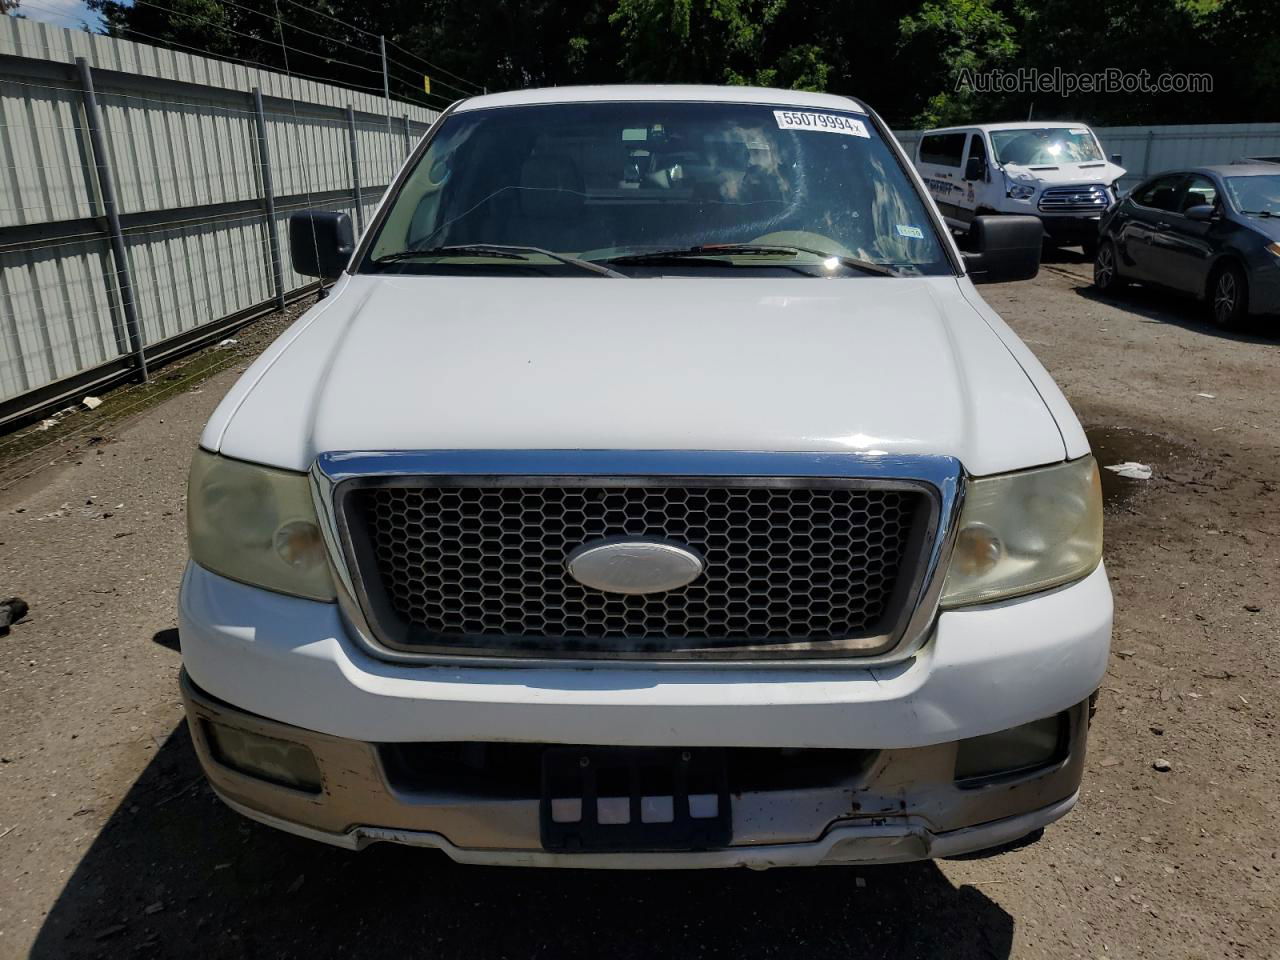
[1223,174,1280,215]
[363,101,951,277]
[991,128,1103,166]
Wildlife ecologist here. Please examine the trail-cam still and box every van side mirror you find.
[1110,154,1123,166]
[289,211,354,280]
[1185,204,1216,222]
[963,215,1042,284]
[963,156,985,181]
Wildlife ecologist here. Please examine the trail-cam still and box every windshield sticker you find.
[1069,128,1089,135]
[773,111,870,138]
[896,224,925,239]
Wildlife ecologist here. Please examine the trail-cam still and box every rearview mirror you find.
[1185,204,1216,222]
[963,156,985,182]
[289,211,354,280]
[963,215,1042,284]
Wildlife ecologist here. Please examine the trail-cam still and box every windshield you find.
[1224,174,1280,214]
[990,127,1103,166]
[363,101,951,277]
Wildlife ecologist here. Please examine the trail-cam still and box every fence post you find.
[1141,129,1156,181]
[76,57,148,383]
[252,88,286,310]
[379,35,395,173]
[402,114,411,158]
[346,105,364,232]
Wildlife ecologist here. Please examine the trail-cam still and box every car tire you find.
[1209,262,1248,330]
[1093,240,1127,293]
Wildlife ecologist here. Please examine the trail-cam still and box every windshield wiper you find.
[1240,209,1274,217]
[603,243,898,277]
[373,244,626,278]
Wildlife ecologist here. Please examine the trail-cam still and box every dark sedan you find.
[1093,164,1280,329]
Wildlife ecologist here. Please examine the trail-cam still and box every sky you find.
[10,0,107,32]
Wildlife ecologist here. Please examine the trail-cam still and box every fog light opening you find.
[203,720,323,793]
[954,713,1067,785]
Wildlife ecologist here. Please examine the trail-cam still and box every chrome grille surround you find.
[1038,184,1109,214]
[313,451,965,667]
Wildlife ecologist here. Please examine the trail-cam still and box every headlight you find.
[1007,183,1035,200]
[941,456,1102,607]
[1266,241,1280,259]
[188,450,335,601]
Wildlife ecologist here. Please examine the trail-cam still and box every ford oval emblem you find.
[566,537,705,595]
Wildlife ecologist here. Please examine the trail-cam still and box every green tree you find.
[610,0,785,84]
[898,0,1017,127]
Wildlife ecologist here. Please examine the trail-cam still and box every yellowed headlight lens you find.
[188,450,335,601]
[942,456,1103,607]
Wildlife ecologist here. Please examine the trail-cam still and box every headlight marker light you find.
[941,456,1103,607]
[188,450,336,601]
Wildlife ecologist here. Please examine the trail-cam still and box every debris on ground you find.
[1105,461,1153,480]
[37,419,58,431]
[1153,758,1173,772]
[1195,393,1216,399]
[81,395,103,410]
[1244,604,1261,613]
[217,338,239,348]
[0,597,29,637]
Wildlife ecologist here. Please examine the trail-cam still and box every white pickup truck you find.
[180,85,1111,869]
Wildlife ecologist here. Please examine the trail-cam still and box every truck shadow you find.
[30,726,1014,959]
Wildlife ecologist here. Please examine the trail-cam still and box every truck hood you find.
[1002,161,1125,186]
[206,274,1068,477]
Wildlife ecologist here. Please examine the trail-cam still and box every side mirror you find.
[963,155,985,182]
[289,211,354,280]
[1110,154,1123,166]
[963,215,1042,284]
[1185,204,1216,222]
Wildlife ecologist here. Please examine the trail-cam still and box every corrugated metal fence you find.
[0,16,437,427]
[894,123,1280,191]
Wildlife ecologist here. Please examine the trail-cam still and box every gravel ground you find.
[0,256,1277,959]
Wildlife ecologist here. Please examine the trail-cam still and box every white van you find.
[914,122,1126,255]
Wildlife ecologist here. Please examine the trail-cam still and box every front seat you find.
[514,154,585,251]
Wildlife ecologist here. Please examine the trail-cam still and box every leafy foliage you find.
[76,0,1280,127]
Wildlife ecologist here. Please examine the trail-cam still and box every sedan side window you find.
[1133,174,1186,212]
[1181,175,1217,212]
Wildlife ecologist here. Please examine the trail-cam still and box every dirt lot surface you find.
[1,256,1277,959]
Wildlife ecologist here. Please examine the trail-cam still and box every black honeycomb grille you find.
[345,482,927,657]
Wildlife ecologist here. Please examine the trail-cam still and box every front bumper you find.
[178,561,1110,866]
[178,561,1111,750]
[183,671,1090,867]
[1037,214,1103,243]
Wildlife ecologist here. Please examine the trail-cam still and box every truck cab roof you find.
[454,85,866,114]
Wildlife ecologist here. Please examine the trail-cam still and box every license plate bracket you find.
[540,747,731,852]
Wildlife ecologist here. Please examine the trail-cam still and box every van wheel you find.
[1209,263,1248,330]
[1093,241,1127,293]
